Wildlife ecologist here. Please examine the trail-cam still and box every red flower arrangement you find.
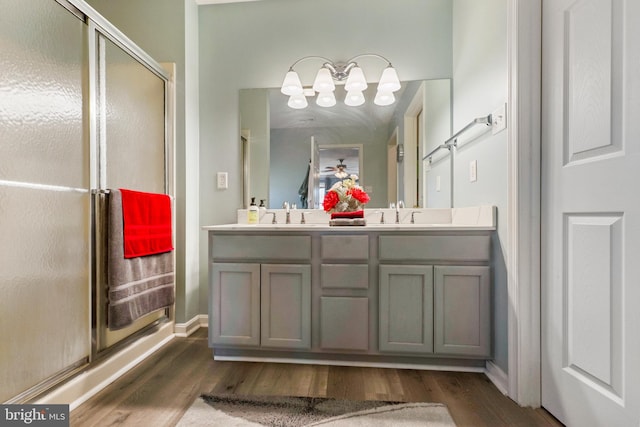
[322,175,370,213]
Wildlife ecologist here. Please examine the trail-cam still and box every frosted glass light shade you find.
[345,66,368,92]
[374,91,395,106]
[345,90,365,106]
[312,68,335,93]
[377,66,401,92]
[281,71,303,95]
[316,91,336,107]
[288,93,308,109]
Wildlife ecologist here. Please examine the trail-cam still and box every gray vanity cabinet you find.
[260,264,311,349]
[434,265,490,357]
[210,263,260,346]
[319,235,370,351]
[206,228,494,366]
[379,265,434,353]
[209,234,312,350]
[378,234,491,358]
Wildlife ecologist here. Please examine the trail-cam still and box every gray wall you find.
[198,0,454,313]
[452,0,509,373]
[86,0,201,324]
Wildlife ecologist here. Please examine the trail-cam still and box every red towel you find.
[120,189,173,259]
[330,210,364,219]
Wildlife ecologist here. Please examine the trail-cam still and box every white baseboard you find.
[213,355,486,373]
[35,322,175,411]
[485,360,509,395]
[174,314,208,337]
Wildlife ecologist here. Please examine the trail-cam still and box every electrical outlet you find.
[492,103,507,134]
[436,175,441,192]
[217,172,228,189]
[470,160,477,182]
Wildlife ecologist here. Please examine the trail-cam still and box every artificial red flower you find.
[322,190,340,212]
[348,187,370,204]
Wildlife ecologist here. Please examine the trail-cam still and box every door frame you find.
[506,0,542,407]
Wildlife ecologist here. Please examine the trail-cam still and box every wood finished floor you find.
[71,328,563,426]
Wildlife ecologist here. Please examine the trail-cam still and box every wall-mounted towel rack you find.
[423,113,493,163]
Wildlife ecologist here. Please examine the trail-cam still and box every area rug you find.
[176,394,456,427]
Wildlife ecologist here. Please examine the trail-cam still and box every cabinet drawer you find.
[321,264,369,289]
[379,235,490,262]
[211,235,311,260]
[321,235,368,260]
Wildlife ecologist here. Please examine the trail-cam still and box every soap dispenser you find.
[259,199,266,213]
[248,197,259,224]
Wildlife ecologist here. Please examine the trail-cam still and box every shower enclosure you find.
[0,0,173,402]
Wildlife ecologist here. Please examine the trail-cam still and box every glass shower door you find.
[93,30,169,350]
[0,0,90,402]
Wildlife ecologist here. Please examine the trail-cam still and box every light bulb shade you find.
[312,67,335,93]
[335,170,348,179]
[316,91,336,107]
[281,70,303,95]
[287,93,308,109]
[344,66,368,92]
[344,90,365,107]
[377,66,401,92]
[374,91,395,106]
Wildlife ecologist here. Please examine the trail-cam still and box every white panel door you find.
[541,0,640,425]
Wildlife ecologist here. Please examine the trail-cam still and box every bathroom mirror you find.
[240,78,451,209]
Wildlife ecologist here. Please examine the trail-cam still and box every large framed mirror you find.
[240,78,451,209]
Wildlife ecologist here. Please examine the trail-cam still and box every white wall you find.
[198,0,454,313]
[452,0,509,373]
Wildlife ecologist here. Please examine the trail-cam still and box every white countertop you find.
[202,206,497,232]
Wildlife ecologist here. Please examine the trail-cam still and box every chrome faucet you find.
[410,211,422,224]
[300,211,312,224]
[375,210,385,224]
[283,202,291,224]
[265,211,277,224]
[395,200,404,224]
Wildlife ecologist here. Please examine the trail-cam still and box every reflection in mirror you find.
[240,79,451,209]
[310,145,362,210]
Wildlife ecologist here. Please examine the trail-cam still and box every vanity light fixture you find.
[280,54,401,108]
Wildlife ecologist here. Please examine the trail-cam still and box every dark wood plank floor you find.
[71,328,563,426]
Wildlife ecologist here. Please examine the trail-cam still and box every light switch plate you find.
[436,175,441,192]
[217,172,228,189]
[470,160,477,182]
[491,103,507,135]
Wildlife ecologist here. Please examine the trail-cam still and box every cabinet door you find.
[261,264,311,349]
[210,263,260,346]
[434,266,490,357]
[320,297,369,351]
[379,265,434,353]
